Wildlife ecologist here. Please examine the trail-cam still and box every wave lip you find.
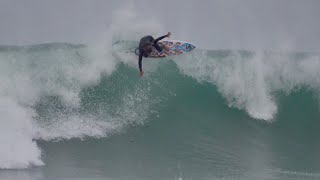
[175,50,320,120]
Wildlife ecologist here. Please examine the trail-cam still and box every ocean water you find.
[0,42,320,180]
[1,5,320,180]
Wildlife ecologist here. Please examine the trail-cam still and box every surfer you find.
[138,32,171,76]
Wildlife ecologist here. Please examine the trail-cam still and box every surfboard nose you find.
[184,43,196,52]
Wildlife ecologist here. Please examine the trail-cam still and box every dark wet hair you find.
[143,44,153,57]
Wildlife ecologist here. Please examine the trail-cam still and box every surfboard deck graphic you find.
[135,40,196,58]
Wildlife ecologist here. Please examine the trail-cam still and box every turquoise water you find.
[0,43,320,180]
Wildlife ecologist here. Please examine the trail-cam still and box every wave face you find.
[175,50,320,120]
[1,41,320,170]
[0,42,116,168]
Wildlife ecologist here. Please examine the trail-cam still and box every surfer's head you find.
[143,44,153,57]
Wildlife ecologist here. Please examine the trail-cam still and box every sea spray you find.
[175,50,320,120]
[0,42,115,168]
[2,3,167,169]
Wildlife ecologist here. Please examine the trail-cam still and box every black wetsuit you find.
[138,35,167,72]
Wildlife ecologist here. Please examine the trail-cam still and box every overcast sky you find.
[1,0,319,50]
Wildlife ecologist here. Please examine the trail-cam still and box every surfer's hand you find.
[166,32,171,38]
[139,71,144,77]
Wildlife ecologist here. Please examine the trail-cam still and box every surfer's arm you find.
[138,54,144,76]
[153,35,167,43]
[138,54,143,72]
[153,32,171,43]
